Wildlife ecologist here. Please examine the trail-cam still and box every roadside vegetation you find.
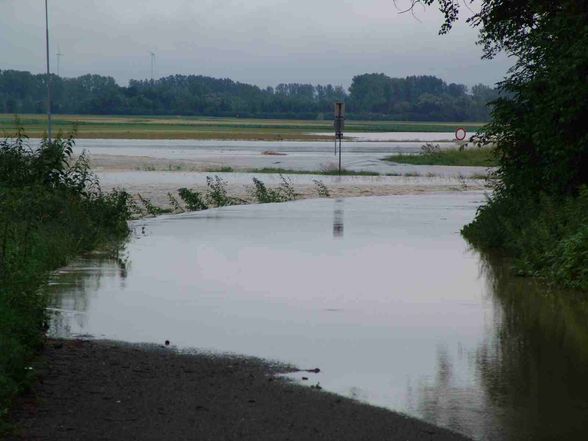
[250,176,297,204]
[0,129,132,427]
[425,0,588,289]
[384,144,497,167]
[463,190,588,290]
[176,175,308,209]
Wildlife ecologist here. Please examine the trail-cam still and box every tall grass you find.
[0,129,132,426]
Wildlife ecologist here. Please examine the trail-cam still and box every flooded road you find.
[67,136,486,176]
[47,193,588,440]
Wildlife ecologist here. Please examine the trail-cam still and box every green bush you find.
[250,175,297,204]
[462,188,588,290]
[178,187,208,211]
[0,129,132,424]
[205,175,235,207]
[312,179,330,198]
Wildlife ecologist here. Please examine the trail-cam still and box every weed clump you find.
[251,178,280,203]
[206,175,237,207]
[313,179,331,198]
[250,175,297,203]
[178,188,208,211]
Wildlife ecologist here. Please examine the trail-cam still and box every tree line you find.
[0,69,497,121]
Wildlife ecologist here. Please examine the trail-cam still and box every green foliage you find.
[423,1,588,288]
[313,179,331,198]
[206,166,234,173]
[250,176,297,204]
[482,4,588,197]
[384,145,497,166]
[276,175,297,201]
[462,189,588,290]
[177,187,208,211]
[205,176,236,207]
[421,0,588,197]
[0,69,496,121]
[251,178,281,203]
[0,130,131,421]
[348,73,497,121]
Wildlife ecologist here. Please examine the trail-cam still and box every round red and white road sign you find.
[455,127,467,141]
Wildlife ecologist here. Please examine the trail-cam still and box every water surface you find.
[67,137,482,175]
[47,194,588,440]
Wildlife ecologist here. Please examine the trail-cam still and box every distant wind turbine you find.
[149,51,156,82]
[56,46,63,77]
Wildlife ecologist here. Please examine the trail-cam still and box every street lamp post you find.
[45,0,52,142]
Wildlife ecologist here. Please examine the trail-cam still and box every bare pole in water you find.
[334,102,345,176]
[338,136,342,174]
[45,0,52,142]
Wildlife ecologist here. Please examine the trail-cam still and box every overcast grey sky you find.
[0,0,510,88]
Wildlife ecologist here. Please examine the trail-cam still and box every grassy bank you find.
[462,189,588,290]
[0,131,132,428]
[385,146,497,167]
[0,114,484,140]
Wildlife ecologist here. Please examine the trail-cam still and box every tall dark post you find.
[45,0,52,142]
[334,102,345,175]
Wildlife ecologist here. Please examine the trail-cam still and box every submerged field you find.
[0,114,484,140]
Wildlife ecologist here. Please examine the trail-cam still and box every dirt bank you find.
[7,339,470,441]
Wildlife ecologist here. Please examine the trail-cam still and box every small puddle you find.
[46,193,588,440]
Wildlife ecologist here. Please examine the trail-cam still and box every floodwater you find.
[312,131,458,142]
[47,194,588,440]
[68,136,487,176]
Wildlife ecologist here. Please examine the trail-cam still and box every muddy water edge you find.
[22,194,588,440]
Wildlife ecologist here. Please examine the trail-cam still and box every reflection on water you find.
[47,250,129,338]
[406,254,588,440]
[333,199,344,238]
[477,257,588,439]
[46,195,588,440]
[68,137,486,176]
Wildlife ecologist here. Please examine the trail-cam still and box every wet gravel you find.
[6,339,471,441]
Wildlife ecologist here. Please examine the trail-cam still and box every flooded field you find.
[46,193,588,440]
[66,135,486,176]
[97,170,485,208]
[313,132,458,142]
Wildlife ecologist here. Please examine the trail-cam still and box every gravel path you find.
[7,339,471,441]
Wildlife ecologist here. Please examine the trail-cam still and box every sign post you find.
[45,0,52,143]
[334,102,345,175]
